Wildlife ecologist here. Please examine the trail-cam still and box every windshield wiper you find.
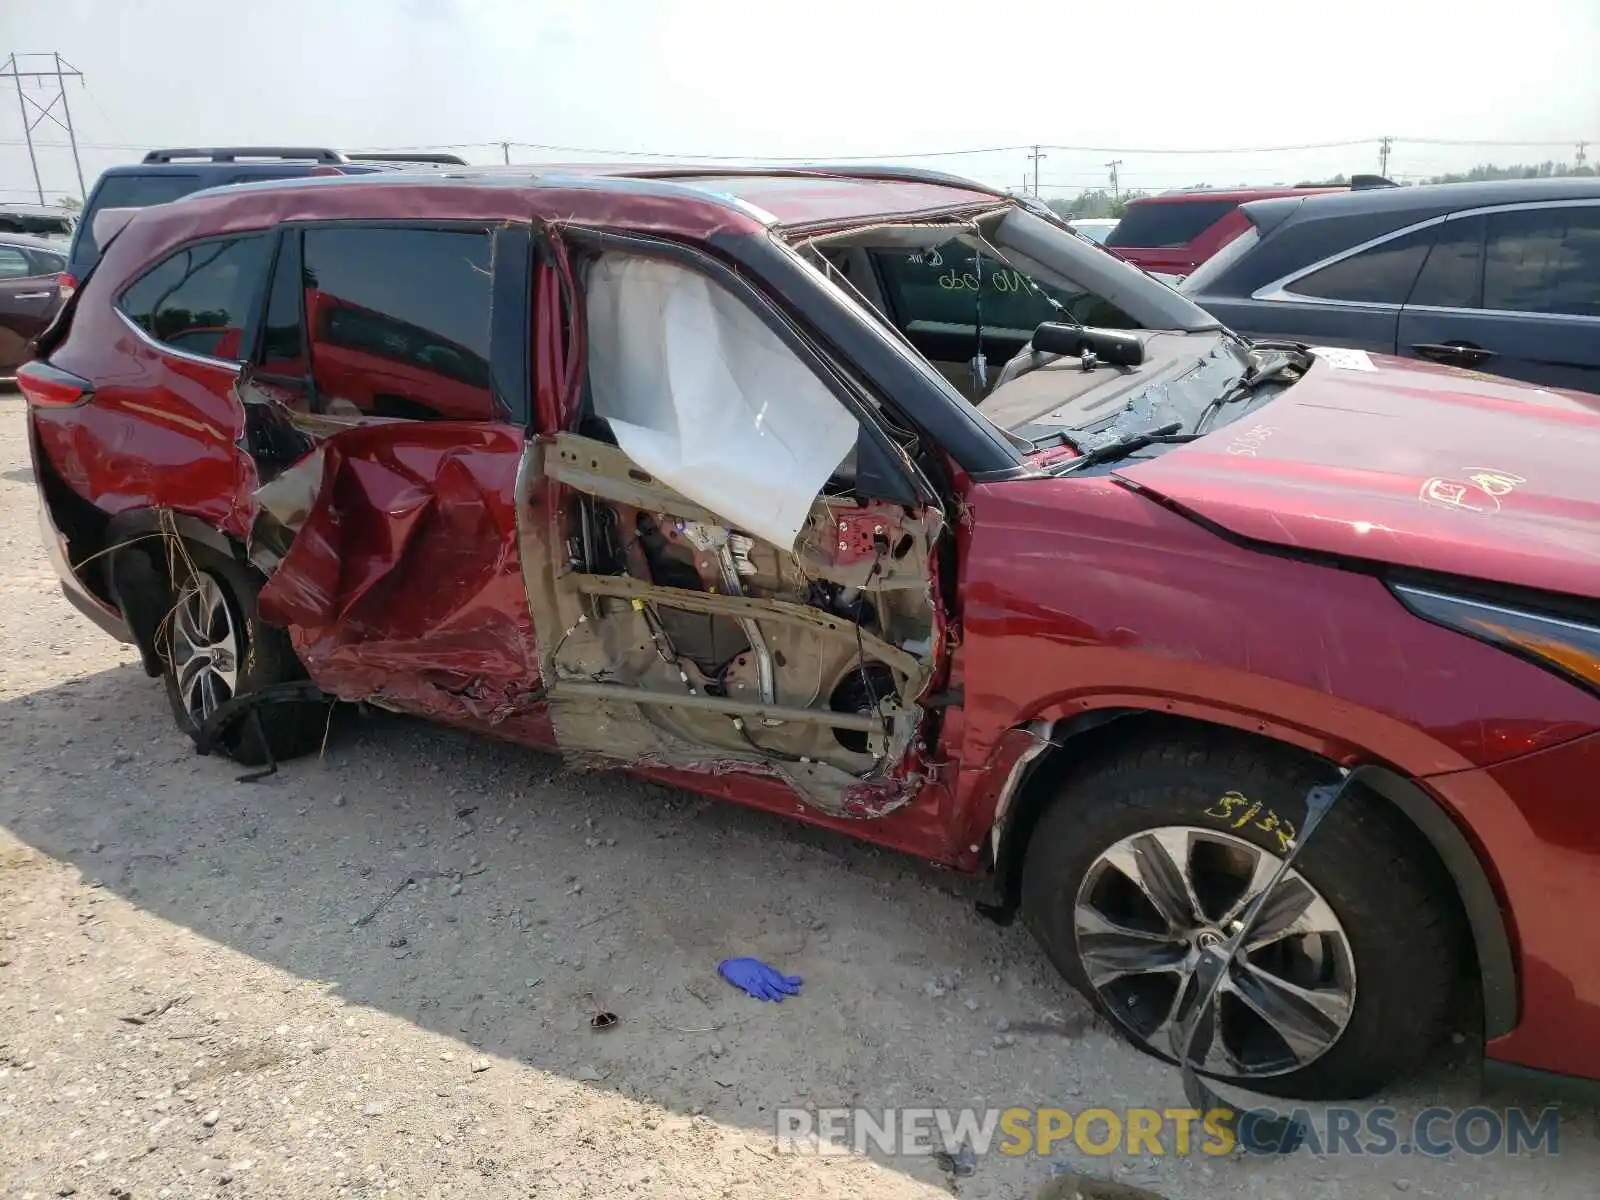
[1054,420,1198,472]
[1192,351,1305,435]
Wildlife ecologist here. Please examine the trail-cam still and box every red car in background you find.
[1108,185,1347,277]
[18,164,1600,1106]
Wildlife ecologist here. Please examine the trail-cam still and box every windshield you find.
[1106,199,1237,248]
[74,173,202,266]
[0,214,73,240]
[802,202,1271,462]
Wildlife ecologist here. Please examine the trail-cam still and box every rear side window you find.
[1483,206,1600,317]
[1288,224,1435,304]
[0,246,33,278]
[118,235,271,359]
[1407,215,1485,309]
[76,173,202,264]
[1106,200,1238,248]
[297,226,495,421]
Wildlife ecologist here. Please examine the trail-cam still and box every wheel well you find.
[102,513,247,679]
[988,709,1516,1038]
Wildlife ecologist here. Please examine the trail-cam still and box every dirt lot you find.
[1,391,1597,1198]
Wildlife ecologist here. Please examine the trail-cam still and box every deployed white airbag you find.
[585,254,859,550]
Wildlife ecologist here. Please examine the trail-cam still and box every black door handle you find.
[1412,342,1496,367]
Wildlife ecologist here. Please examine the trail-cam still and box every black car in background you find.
[1181,177,1600,393]
[60,147,467,298]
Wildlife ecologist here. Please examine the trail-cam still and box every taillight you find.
[57,272,77,301]
[16,360,93,408]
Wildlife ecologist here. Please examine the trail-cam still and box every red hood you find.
[1117,354,1600,600]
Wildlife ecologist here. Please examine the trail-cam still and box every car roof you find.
[0,231,68,254]
[1129,186,1344,207]
[103,163,1012,275]
[1243,175,1600,227]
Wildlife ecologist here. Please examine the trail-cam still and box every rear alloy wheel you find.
[170,570,241,725]
[1021,731,1459,1100]
[155,542,328,767]
[1074,825,1356,1079]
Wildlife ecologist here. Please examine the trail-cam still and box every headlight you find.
[1392,583,1600,693]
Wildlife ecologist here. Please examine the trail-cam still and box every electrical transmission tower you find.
[1,51,87,204]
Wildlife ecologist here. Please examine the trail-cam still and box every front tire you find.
[1020,732,1458,1100]
[160,542,327,767]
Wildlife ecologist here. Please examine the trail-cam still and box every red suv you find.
[1108,186,1346,277]
[20,165,1600,1103]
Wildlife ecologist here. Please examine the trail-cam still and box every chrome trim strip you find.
[114,307,246,370]
[1448,197,1600,220]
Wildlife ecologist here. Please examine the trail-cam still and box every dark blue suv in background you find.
[60,147,466,298]
[1181,177,1600,393]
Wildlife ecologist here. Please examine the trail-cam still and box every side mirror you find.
[1032,323,1146,367]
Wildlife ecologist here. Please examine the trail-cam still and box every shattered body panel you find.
[31,350,257,537]
[254,422,548,733]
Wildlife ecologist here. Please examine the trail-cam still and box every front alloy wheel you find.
[1074,825,1356,1079]
[1019,732,1459,1099]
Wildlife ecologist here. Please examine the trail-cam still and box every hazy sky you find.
[3,0,1598,205]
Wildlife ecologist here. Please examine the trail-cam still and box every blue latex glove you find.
[717,956,803,1002]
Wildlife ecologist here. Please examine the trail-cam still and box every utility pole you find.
[1105,159,1123,201]
[1378,135,1393,178]
[1026,144,1047,198]
[1577,141,1589,169]
[0,51,88,203]
[499,140,512,165]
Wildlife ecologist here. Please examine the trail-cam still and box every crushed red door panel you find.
[256,421,548,733]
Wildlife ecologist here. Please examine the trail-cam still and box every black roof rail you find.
[141,147,346,164]
[345,151,468,166]
[1350,174,1400,190]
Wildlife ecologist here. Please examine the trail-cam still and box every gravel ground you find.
[2,391,1598,1199]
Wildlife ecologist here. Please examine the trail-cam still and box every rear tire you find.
[159,542,327,767]
[1019,731,1458,1100]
